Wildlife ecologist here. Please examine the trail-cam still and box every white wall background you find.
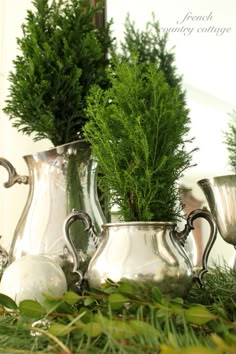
[0,0,235,264]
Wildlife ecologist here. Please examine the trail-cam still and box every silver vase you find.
[0,140,105,287]
[63,209,217,297]
[198,175,236,246]
[198,175,236,268]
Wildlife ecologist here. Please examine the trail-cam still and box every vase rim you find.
[102,221,177,228]
[198,174,236,185]
[23,139,90,159]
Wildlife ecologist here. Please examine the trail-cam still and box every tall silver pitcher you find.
[0,140,105,287]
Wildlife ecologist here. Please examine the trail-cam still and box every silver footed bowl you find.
[198,174,236,246]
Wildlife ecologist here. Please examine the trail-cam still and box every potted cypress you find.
[0,0,113,287]
[3,0,112,146]
[63,19,217,296]
[83,15,194,223]
[84,56,190,222]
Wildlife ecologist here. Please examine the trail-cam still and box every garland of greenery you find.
[0,265,235,353]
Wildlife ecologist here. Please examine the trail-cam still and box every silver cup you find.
[198,175,236,247]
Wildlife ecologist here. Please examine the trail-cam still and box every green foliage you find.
[187,262,236,321]
[3,0,113,146]
[84,16,196,221]
[120,15,183,92]
[84,56,195,221]
[0,293,18,310]
[0,266,235,353]
[225,111,236,172]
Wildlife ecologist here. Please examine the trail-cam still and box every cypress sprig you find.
[84,56,196,222]
[3,0,113,146]
[120,15,183,92]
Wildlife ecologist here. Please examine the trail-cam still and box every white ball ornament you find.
[0,255,67,305]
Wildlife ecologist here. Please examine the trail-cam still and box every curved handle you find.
[63,209,100,281]
[0,157,29,187]
[176,208,217,287]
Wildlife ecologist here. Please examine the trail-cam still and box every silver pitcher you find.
[0,140,105,287]
[64,209,217,297]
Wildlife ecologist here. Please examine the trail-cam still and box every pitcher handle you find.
[63,209,100,280]
[0,157,29,188]
[176,208,217,287]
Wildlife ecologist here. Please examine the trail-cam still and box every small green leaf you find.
[0,293,18,310]
[77,307,93,323]
[171,297,184,305]
[84,297,96,306]
[81,322,102,337]
[117,281,135,295]
[41,293,62,301]
[63,291,81,305]
[93,314,135,339]
[105,320,136,339]
[171,305,185,316]
[49,323,75,337]
[130,320,159,337]
[43,299,73,315]
[108,293,129,310]
[42,298,63,314]
[19,300,44,318]
[185,305,215,325]
[156,308,171,319]
[73,319,85,329]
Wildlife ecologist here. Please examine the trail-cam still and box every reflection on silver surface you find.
[0,236,8,277]
[64,209,217,296]
[0,141,105,287]
[198,175,236,245]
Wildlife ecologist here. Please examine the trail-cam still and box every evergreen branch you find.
[84,54,195,221]
[4,0,113,146]
[0,266,236,353]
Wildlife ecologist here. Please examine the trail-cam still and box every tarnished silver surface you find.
[64,209,217,296]
[198,175,236,245]
[0,236,8,277]
[0,141,105,287]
